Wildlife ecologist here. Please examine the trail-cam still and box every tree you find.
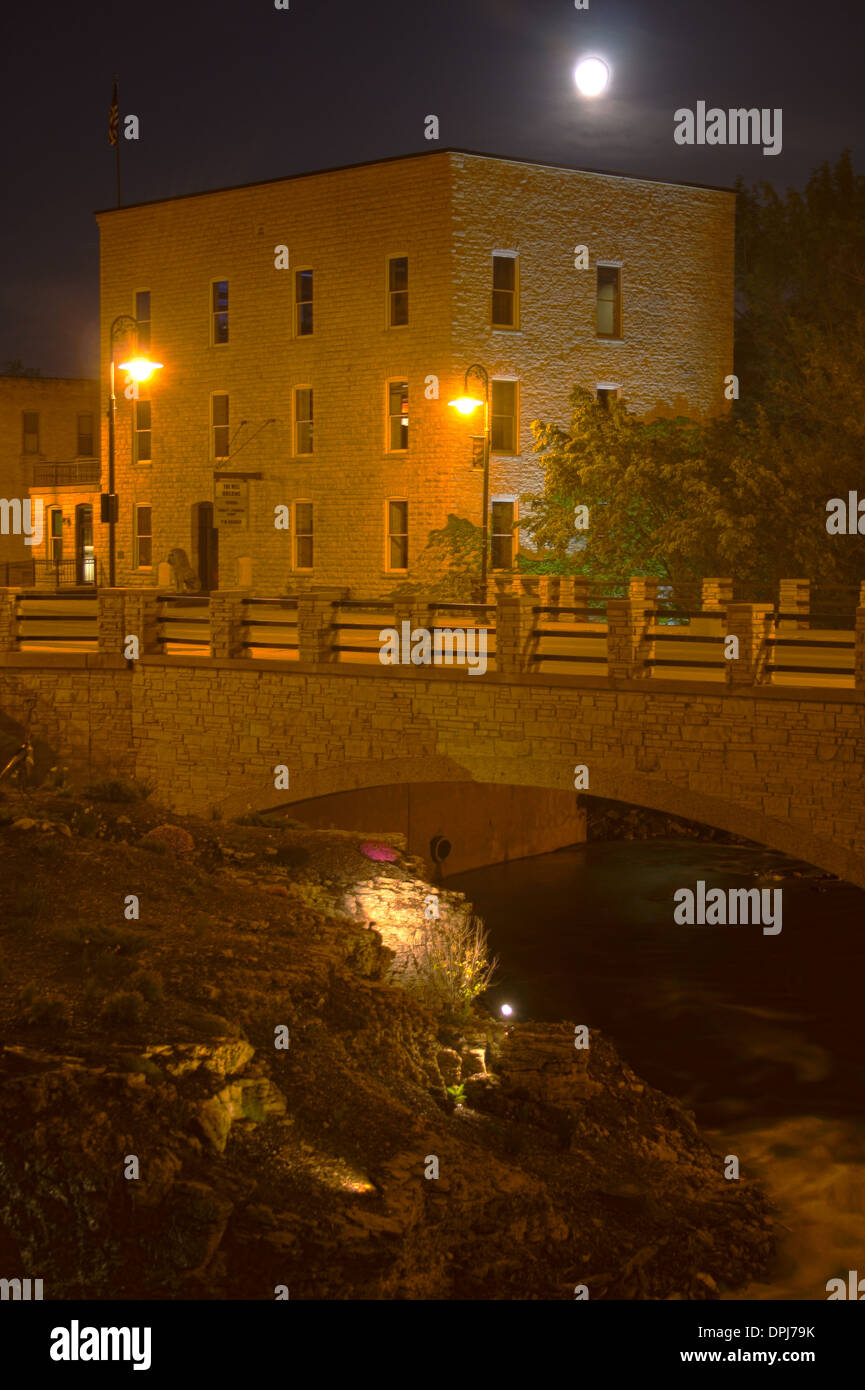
[1,360,41,377]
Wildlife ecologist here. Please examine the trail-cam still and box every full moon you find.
[574,56,610,97]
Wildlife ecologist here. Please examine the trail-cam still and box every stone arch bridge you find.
[0,580,864,883]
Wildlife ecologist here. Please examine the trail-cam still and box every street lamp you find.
[449,363,491,600]
[105,314,163,587]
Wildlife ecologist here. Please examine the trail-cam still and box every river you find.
[449,838,865,1300]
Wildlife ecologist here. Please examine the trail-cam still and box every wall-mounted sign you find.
[213,473,256,528]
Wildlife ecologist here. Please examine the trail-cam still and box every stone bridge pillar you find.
[297,589,341,664]
[97,589,127,656]
[496,594,536,675]
[701,578,733,610]
[0,589,20,653]
[779,579,810,630]
[855,604,865,690]
[725,603,774,685]
[210,591,248,661]
[606,599,652,679]
[125,591,163,657]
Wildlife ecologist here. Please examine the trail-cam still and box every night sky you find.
[2,0,863,378]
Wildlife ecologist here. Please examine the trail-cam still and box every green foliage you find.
[390,514,484,600]
[18,985,69,1028]
[403,914,498,1022]
[446,1082,467,1107]
[129,969,164,1003]
[100,990,146,1025]
[523,153,865,592]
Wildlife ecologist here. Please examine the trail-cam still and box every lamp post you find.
[105,314,162,587]
[448,363,491,601]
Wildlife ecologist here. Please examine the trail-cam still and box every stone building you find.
[0,374,100,586]
[95,148,734,594]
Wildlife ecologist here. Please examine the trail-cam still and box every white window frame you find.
[386,253,409,329]
[596,260,623,340]
[293,499,314,571]
[210,277,229,346]
[133,503,153,570]
[385,378,409,454]
[384,498,409,573]
[211,392,230,461]
[294,268,314,339]
[293,385,314,456]
[490,496,518,572]
[490,377,519,456]
[491,250,519,330]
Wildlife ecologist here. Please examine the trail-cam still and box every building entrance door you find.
[75,504,94,585]
[192,501,219,592]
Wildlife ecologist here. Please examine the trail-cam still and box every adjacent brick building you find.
[95,148,735,594]
[0,375,100,586]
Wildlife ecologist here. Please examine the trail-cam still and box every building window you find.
[134,398,152,462]
[135,505,152,568]
[388,256,408,326]
[492,254,518,328]
[491,380,518,454]
[596,386,620,409]
[294,501,313,570]
[22,411,39,454]
[49,508,63,563]
[491,500,517,571]
[76,413,94,457]
[294,387,313,455]
[211,280,229,344]
[135,290,151,350]
[212,393,229,459]
[387,380,408,451]
[597,265,622,338]
[295,270,313,336]
[386,500,408,571]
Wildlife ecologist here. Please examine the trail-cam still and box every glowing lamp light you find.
[119,357,163,383]
[449,395,484,416]
[500,1003,514,1018]
[574,56,610,97]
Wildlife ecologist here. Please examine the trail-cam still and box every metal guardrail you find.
[156,596,211,654]
[31,461,101,487]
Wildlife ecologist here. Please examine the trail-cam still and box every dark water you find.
[450,840,865,1300]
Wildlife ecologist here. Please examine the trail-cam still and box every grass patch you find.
[53,922,149,955]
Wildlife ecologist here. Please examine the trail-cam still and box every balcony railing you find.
[31,461,101,488]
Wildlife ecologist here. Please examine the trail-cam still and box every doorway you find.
[75,504,94,585]
[192,501,219,592]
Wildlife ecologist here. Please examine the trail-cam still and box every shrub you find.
[129,969,164,1004]
[19,987,69,1028]
[402,913,498,1022]
[141,824,195,855]
[100,990,146,1025]
[84,779,153,803]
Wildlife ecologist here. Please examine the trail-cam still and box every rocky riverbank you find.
[0,782,775,1299]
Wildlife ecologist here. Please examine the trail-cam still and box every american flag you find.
[108,77,119,147]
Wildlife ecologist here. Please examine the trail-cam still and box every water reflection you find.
[450,839,865,1300]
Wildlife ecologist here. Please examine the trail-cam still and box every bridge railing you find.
[2,579,864,692]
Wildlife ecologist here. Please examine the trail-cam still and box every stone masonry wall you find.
[1,657,862,885]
